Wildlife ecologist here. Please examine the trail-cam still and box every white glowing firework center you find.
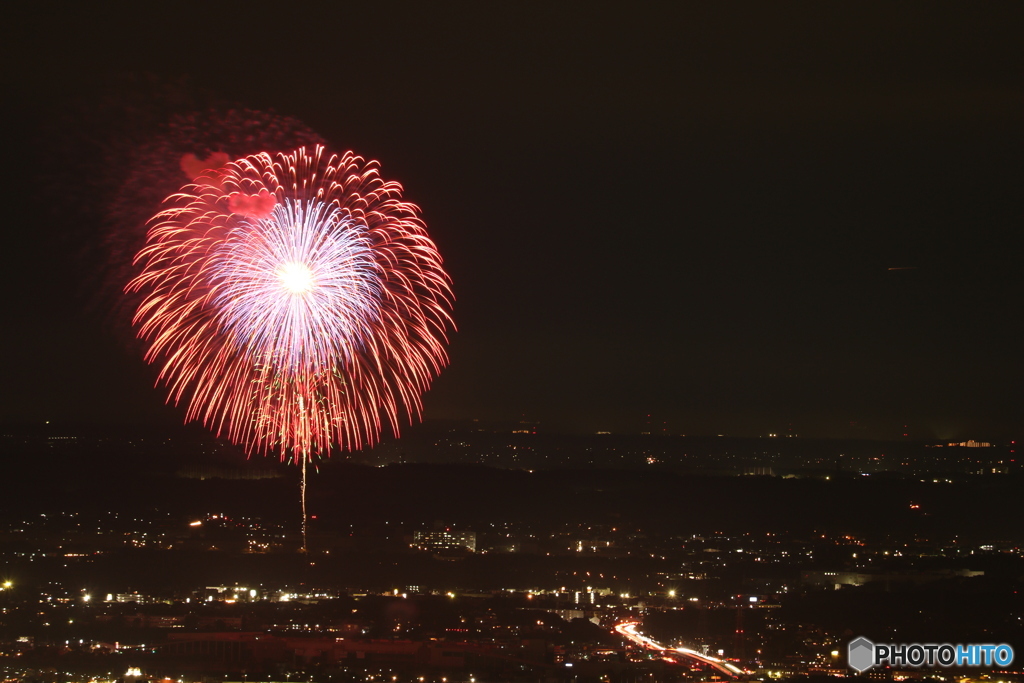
[212,198,383,373]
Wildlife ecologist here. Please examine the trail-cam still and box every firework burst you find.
[129,146,453,462]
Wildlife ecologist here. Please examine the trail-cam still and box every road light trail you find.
[615,621,746,677]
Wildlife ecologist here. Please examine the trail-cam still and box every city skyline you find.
[0,432,1021,680]
[3,3,1022,443]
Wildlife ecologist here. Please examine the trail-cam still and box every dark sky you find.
[3,2,1022,440]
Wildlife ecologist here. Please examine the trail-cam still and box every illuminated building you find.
[412,530,476,553]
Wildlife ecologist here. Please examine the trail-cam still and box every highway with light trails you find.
[615,621,746,677]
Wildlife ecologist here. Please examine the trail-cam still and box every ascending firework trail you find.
[129,146,454,552]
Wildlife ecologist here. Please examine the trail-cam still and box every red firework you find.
[128,146,453,462]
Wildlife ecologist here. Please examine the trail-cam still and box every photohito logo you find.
[848,637,1015,673]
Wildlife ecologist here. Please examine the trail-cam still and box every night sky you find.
[4,3,1022,441]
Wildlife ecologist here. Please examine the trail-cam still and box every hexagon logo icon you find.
[848,636,875,672]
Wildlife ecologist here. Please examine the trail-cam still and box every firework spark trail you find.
[129,146,453,467]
